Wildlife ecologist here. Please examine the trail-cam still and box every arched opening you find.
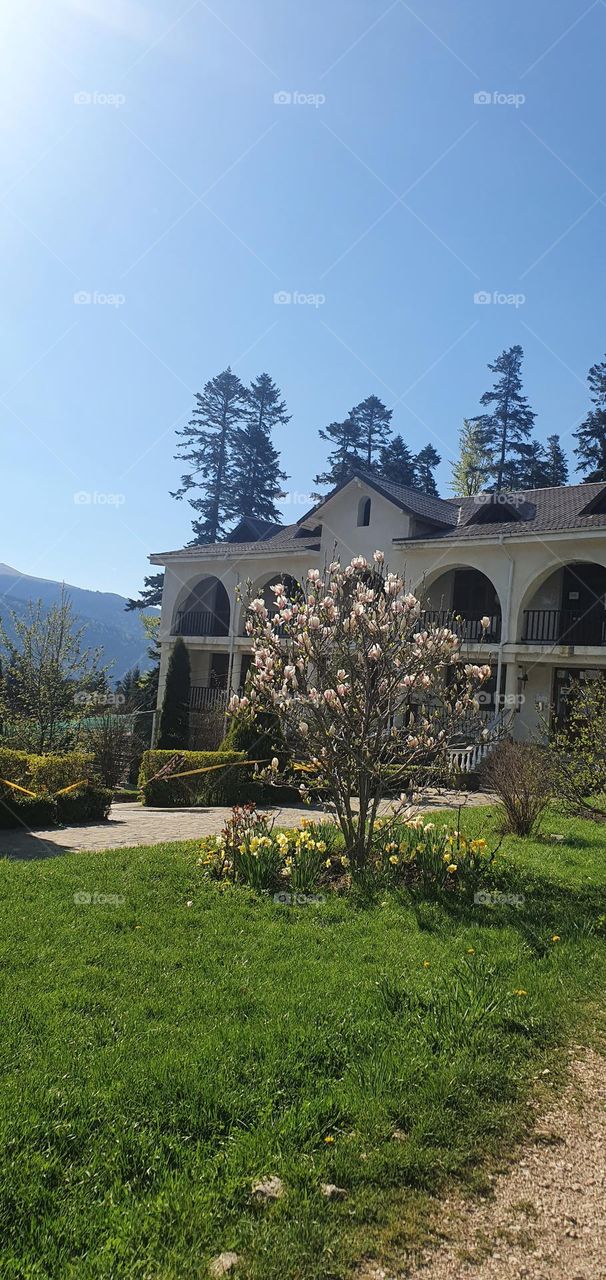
[422,567,502,643]
[520,561,606,646]
[173,576,230,636]
[357,496,371,527]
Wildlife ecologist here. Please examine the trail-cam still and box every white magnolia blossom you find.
[229,553,489,868]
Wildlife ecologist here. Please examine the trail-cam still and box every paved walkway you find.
[0,791,495,860]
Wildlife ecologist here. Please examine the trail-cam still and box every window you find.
[357,496,371,526]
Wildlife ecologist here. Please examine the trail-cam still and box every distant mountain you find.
[0,564,156,681]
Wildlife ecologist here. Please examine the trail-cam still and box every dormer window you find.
[579,485,606,516]
[357,496,371,527]
[467,495,522,525]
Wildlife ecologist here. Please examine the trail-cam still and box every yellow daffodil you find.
[446,864,458,874]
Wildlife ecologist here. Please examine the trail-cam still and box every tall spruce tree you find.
[157,637,190,749]
[314,415,363,490]
[516,440,550,490]
[172,367,248,543]
[477,345,536,491]
[544,434,569,487]
[126,572,164,611]
[574,356,606,482]
[450,419,490,495]
[229,373,289,523]
[350,395,393,469]
[414,443,441,496]
[378,434,417,487]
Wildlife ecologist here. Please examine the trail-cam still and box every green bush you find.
[27,752,96,794]
[56,784,112,825]
[138,750,257,807]
[0,749,106,828]
[0,794,57,829]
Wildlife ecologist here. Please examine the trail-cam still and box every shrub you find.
[0,794,57,829]
[156,638,190,749]
[27,752,96,795]
[482,740,552,836]
[56,784,112,824]
[138,749,257,807]
[77,715,133,788]
[547,677,606,822]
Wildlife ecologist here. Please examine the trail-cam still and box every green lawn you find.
[1,807,605,1279]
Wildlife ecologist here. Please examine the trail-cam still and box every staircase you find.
[447,707,512,774]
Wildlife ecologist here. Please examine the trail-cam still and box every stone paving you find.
[0,791,496,860]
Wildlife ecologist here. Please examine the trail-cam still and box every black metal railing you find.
[173,610,229,637]
[189,683,229,711]
[521,608,606,646]
[418,609,501,643]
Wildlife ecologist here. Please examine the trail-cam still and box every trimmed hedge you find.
[138,750,258,807]
[0,748,110,828]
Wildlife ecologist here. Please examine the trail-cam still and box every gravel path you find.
[0,790,495,859]
[358,1045,606,1280]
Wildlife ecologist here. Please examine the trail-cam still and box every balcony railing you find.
[418,609,501,643]
[189,683,229,711]
[173,610,229,637]
[521,608,606,646]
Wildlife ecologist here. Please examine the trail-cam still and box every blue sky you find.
[2,0,605,595]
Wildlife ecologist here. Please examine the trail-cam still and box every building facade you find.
[151,472,606,743]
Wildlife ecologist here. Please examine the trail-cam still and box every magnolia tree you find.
[229,553,490,870]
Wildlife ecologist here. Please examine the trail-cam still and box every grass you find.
[0,805,605,1279]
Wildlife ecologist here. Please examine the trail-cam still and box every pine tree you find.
[544,434,569,487]
[378,434,417,487]
[350,395,393,469]
[574,357,606,482]
[477,346,536,491]
[229,373,289,523]
[157,637,190,749]
[516,440,550,490]
[450,419,491,495]
[172,367,248,543]
[314,416,363,489]
[126,572,164,611]
[414,444,441,496]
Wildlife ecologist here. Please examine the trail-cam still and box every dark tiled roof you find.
[151,523,321,563]
[299,470,457,528]
[397,482,606,542]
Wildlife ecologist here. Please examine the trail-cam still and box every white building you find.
[150,471,606,743]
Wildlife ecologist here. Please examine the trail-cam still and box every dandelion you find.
[466,948,475,955]
[513,989,528,997]
[551,934,561,943]
[324,1135,335,1144]
[423,960,430,968]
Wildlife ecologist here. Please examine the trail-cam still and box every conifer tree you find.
[574,356,606,482]
[157,637,190,749]
[544,434,569,487]
[350,395,393,469]
[450,419,490,495]
[516,440,549,490]
[378,434,417,487]
[314,416,363,490]
[414,443,441,496]
[172,367,248,543]
[477,346,536,491]
[229,373,289,523]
